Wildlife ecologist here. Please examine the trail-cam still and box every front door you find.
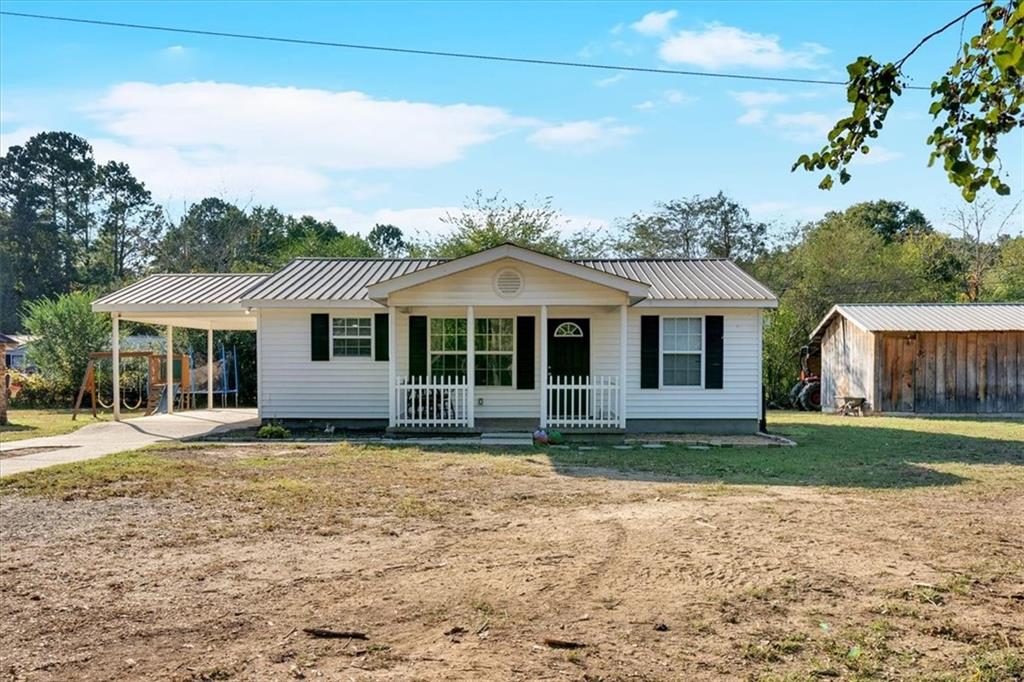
[547,319,590,379]
[548,319,590,420]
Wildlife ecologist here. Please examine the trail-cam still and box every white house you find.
[93,244,777,433]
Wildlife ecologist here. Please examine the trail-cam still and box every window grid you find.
[332,317,372,357]
[427,317,514,386]
[662,317,703,387]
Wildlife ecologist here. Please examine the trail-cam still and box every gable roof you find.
[365,243,652,302]
[93,273,270,311]
[810,303,1024,340]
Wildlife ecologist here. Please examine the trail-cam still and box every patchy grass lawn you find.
[0,408,141,444]
[1,413,1022,680]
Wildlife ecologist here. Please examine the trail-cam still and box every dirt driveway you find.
[1,418,1022,681]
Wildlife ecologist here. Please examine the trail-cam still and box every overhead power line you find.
[1,10,933,90]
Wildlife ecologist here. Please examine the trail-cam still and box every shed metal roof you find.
[811,303,1024,339]
[93,273,270,309]
[578,259,777,302]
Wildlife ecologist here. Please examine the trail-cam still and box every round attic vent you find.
[494,268,523,297]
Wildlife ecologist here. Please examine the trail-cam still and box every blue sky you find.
[2,1,1021,239]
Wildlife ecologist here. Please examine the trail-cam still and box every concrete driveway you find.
[0,409,260,477]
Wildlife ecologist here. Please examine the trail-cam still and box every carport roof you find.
[93,273,269,311]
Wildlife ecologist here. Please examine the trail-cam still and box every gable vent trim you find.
[494,268,524,298]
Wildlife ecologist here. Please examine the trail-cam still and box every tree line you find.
[2,130,1021,405]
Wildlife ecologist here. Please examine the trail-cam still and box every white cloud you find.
[162,45,188,56]
[88,81,525,171]
[662,89,692,104]
[596,73,626,87]
[771,111,834,142]
[730,90,789,108]
[0,126,44,150]
[633,100,657,111]
[737,109,767,125]
[631,10,678,36]
[658,24,828,70]
[850,144,904,166]
[528,118,638,150]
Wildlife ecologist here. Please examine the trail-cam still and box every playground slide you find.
[151,385,176,414]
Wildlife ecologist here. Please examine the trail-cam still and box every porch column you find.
[619,303,628,429]
[206,323,214,410]
[466,305,475,428]
[166,325,174,414]
[387,305,397,428]
[112,314,121,421]
[539,305,548,427]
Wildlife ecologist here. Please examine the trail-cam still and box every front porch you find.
[384,304,629,431]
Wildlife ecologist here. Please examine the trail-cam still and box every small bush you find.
[7,370,65,408]
[257,423,290,439]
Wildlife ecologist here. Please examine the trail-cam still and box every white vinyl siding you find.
[257,304,763,422]
[259,308,388,420]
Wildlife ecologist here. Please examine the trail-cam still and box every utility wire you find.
[0,10,933,90]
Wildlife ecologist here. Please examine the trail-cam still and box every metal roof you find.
[577,259,778,302]
[811,303,1024,339]
[93,273,270,309]
[241,258,445,302]
[243,256,775,303]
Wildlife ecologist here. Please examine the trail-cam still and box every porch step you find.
[481,432,534,446]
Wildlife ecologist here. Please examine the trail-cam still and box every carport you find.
[91,273,268,420]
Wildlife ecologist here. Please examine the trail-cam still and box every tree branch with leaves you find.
[793,0,1022,201]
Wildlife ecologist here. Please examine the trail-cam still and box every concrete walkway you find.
[0,409,259,477]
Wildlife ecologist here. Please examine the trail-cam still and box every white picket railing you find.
[394,375,469,428]
[546,375,620,428]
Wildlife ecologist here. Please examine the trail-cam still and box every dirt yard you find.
[1,413,1022,681]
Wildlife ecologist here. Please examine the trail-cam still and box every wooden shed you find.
[809,304,1024,415]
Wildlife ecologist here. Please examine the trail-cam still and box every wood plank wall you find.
[820,318,875,411]
[876,331,1023,414]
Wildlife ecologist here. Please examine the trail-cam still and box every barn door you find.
[880,334,917,413]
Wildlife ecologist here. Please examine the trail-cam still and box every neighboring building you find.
[809,303,1024,415]
[2,334,36,372]
[93,243,778,433]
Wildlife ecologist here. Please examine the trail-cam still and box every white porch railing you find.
[546,375,620,428]
[394,375,470,428]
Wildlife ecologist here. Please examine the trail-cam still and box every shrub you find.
[257,423,290,439]
[7,370,65,408]
[22,292,110,400]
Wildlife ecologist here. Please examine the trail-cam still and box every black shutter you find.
[311,314,330,361]
[705,315,724,389]
[640,315,659,389]
[516,316,535,390]
[408,315,427,378]
[374,313,389,361]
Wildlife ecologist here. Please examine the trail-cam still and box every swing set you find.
[71,344,240,420]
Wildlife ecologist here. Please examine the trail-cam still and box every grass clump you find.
[257,423,290,439]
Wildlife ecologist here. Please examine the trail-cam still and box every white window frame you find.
[331,316,373,359]
[474,317,516,389]
[427,315,516,388]
[660,316,704,388]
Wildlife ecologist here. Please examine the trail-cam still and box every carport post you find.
[207,323,214,410]
[112,314,121,421]
[166,325,174,414]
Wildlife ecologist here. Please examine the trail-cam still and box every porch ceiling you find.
[113,310,257,331]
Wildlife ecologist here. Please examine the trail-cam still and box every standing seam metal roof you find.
[93,273,270,307]
[241,257,777,302]
[96,257,779,306]
[812,303,1024,339]
[577,259,777,301]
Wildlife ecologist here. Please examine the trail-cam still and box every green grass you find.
[0,408,144,443]
[1,413,1021,498]
[537,411,1023,489]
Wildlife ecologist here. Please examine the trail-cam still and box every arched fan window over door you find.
[553,322,584,338]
